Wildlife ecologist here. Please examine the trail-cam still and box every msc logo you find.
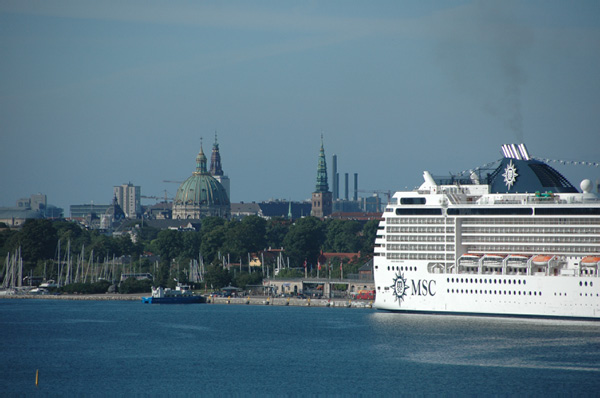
[411,279,436,297]
[390,274,437,305]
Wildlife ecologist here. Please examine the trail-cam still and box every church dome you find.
[172,141,230,220]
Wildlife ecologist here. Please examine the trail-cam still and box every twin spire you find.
[195,133,224,176]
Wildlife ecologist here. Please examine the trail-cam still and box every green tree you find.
[360,219,379,254]
[240,215,267,252]
[204,264,231,289]
[324,219,362,253]
[201,225,226,264]
[283,217,325,266]
[119,277,152,294]
[155,229,183,262]
[233,270,263,290]
[265,218,289,249]
[201,216,226,234]
[181,231,202,260]
[14,219,57,267]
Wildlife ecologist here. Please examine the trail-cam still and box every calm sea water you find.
[1,299,600,396]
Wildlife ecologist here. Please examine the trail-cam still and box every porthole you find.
[451,278,455,283]
[461,278,464,283]
[580,281,583,286]
[585,281,588,287]
[518,280,521,285]
[591,282,594,287]
[447,278,450,283]
[470,278,473,283]
[387,266,390,271]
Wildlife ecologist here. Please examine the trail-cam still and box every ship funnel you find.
[511,144,522,160]
[502,143,530,160]
[518,143,530,160]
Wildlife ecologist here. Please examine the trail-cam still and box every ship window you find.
[470,278,473,283]
[591,282,594,287]
[585,281,588,287]
[400,197,426,205]
[579,281,582,286]
[523,281,526,285]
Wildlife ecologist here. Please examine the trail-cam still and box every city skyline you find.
[2,1,599,212]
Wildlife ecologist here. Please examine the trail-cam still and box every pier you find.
[0,293,374,308]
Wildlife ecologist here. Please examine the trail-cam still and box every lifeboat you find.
[532,255,552,265]
[506,254,530,267]
[581,256,600,266]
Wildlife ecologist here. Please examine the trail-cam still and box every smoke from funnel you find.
[434,1,532,142]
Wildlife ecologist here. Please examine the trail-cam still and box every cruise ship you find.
[373,144,600,319]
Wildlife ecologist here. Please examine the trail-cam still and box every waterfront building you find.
[311,136,332,218]
[172,140,230,220]
[113,183,141,219]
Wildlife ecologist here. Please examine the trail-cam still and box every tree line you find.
[0,216,379,290]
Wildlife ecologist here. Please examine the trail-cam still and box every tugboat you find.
[141,284,206,304]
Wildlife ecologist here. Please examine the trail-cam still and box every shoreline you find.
[0,293,374,308]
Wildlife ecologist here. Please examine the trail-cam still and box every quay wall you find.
[0,294,374,308]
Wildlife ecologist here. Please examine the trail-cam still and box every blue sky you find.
[1,1,599,212]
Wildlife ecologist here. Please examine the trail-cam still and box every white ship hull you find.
[374,261,599,319]
[373,144,600,320]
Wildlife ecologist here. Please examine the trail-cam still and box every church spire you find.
[210,131,224,176]
[195,137,208,174]
[315,134,329,193]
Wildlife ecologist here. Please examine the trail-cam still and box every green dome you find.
[172,142,230,219]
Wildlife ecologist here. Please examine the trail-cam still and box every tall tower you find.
[311,135,332,218]
[113,182,141,219]
[209,132,231,201]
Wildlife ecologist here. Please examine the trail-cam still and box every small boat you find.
[142,284,206,304]
[532,255,552,265]
[581,256,600,266]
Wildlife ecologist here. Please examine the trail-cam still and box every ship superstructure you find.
[373,144,600,319]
